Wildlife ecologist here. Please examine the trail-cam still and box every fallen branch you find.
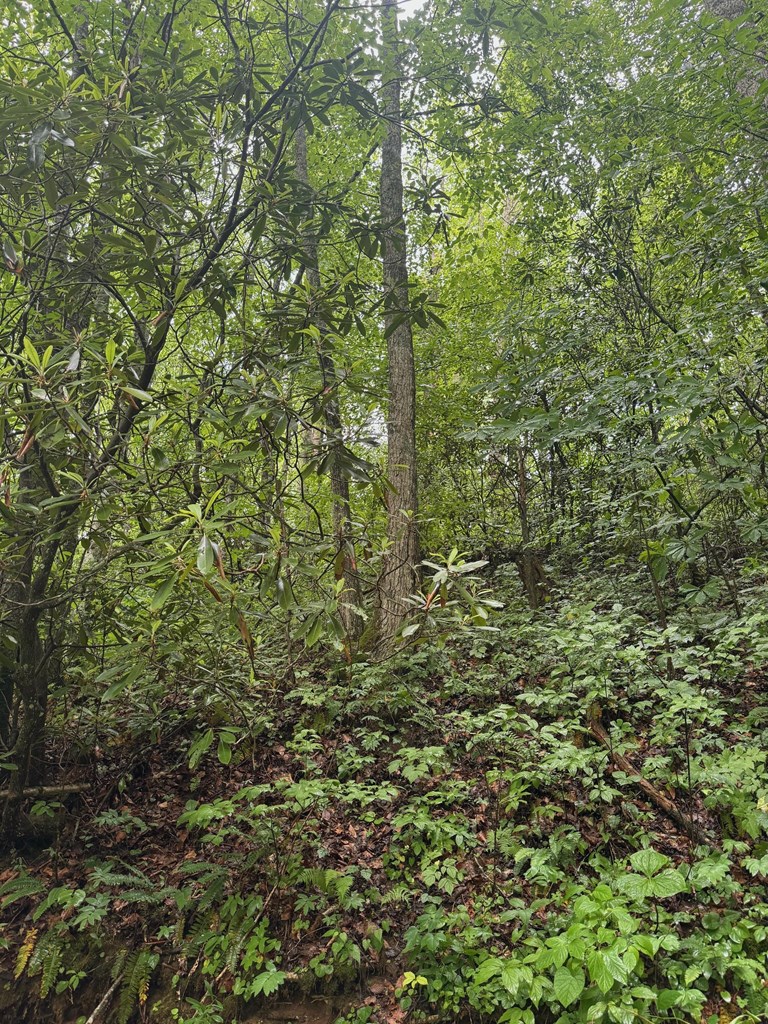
[84,973,123,1024]
[0,784,88,800]
[587,706,713,847]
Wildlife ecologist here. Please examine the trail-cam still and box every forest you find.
[1,0,768,1021]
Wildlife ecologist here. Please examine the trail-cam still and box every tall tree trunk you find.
[294,124,362,642]
[377,0,419,646]
[1,5,91,844]
[0,463,58,841]
[516,442,548,609]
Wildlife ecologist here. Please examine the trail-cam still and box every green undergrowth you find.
[2,569,768,1024]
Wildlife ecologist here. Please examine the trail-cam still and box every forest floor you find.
[2,574,768,1024]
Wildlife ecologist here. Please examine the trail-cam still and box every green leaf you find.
[23,338,41,368]
[188,729,214,770]
[150,576,177,612]
[587,949,626,994]
[255,970,286,996]
[553,966,585,1007]
[501,960,524,995]
[474,957,503,984]
[649,869,686,898]
[618,873,654,899]
[384,311,410,339]
[454,559,488,573]
[656,989,681,1011]
[611,907,636,935]
[629,849,669,876]
[685,966,702,986]
[592,884,613,903]
[305,615,325,648]
[276,576,295,611]
[43,177,58,209]
[217,734,233,765]
[121,385,153,403]
[102,663,143,701]
[197,535,214,574]
[632,935,659,957]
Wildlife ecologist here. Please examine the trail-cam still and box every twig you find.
[84,973,123,1024]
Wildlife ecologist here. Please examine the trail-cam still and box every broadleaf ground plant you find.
[2,0,768,1022]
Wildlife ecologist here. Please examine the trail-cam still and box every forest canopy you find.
[1,0,768,1021]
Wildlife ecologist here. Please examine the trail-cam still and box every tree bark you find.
[377,0,419,647]
[1,9,91,843]
[703,0,767,101]
[0,458,59,842]
[295,123,362,642]
[515,442,548,608]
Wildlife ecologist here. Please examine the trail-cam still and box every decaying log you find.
[587,706,713,847]
[0,784,87,800]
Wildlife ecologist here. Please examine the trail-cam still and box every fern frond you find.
[14,928,38,979]
[178,860,226,878]
[225,925,249,974]
[117,949,159,1024]
[89,867,153,888]
[196,873,226,914]
[121,887,164,905]
[27,927,63,977]
[182,914,213,951]
[40,943,62,998]
[380,882,409,905]
[111,947,128,982]
[299,867,329,890]
[1,875,45,908]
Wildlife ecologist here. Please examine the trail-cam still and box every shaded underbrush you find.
[2,572,768,1024]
